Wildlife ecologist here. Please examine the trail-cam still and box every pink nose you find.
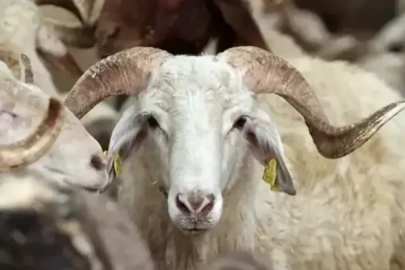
[176,191,215,217]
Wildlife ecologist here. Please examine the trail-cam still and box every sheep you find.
[0,174,155,270]
[0,0,120,150]
[0,0,86,97]
[64,45,405,270]
[0,54,109,192]
[34,0,270,59]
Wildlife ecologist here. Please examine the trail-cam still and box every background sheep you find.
[64,45,405,270]
[0,0,85,96]
[0,174,155,270]
[33,0,270,57]
[247,0,405,96]
[0,54,109,192]
[0,0,120,150]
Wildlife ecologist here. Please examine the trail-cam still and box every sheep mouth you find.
[181,228,208,235]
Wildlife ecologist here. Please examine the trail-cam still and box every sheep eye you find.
[146,115,159,129]
[233,116,247,130]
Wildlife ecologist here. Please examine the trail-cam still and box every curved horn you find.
[64,47,172,119]
[0,98,65,172]
[20,54,34,84]
[217,46,405,158]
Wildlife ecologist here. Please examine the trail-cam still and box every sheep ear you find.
[106,107,148,180]
[243,110,296,196]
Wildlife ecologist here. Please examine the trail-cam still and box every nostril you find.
[176,194,191,214]
[90,154,105,171]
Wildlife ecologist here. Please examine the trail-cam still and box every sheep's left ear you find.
[106,106,148,181]
[243,110,296,196]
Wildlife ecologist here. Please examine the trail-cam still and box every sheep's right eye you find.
[146,115,159,129]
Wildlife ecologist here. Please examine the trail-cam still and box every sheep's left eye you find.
[233,116,247,130]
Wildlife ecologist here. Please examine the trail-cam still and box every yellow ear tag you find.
[113,154,123,177]
[262,159,282,192]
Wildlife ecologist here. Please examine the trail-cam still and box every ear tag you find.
[262,158,281,192]
[113,154,123,177]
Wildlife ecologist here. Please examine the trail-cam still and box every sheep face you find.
[108,56,291,233]
[0,82,109,192]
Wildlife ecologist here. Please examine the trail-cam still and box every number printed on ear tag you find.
[114,154,123,177]
[262,158,281,192]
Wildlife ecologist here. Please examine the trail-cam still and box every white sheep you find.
[0,0,120,150]
[0,54,109,192]
[0,0,86,96]
[64,44,405,270]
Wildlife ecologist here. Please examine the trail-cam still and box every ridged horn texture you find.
[64,47,172,119]
[20,54,34,84]
[216,46,405,158]
[0,98,65,172]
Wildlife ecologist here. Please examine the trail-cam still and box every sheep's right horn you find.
[0,98,65,172]
[64,47,172,119]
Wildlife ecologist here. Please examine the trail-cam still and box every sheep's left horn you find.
[65,47,172,119]
[217,46,405,158]
[0,98,65,171]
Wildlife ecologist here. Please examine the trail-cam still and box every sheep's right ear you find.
[106,107,148,180]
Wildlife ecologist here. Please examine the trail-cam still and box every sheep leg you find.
[213,0,270,51]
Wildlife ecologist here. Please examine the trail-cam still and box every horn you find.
[217,46,405,158]
[20,54,34,84]
[64,47,172,119]
[0,98,65,171]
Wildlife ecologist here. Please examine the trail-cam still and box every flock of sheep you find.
[2,0,405,269]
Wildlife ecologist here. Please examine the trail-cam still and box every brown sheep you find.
[34,0,271,58]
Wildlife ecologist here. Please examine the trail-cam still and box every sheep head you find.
[0,59,109,192]
[64,46,405,233]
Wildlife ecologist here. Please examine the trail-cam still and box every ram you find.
[65,44,405,270]
[0,54,108,192]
